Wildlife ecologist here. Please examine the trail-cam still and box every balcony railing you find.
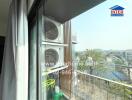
[71,70,132,100]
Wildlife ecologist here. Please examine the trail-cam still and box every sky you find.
[72,0,132,51]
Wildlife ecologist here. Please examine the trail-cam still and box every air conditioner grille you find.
[44,20,58,40]
[45,49,59,67]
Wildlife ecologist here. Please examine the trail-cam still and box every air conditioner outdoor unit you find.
[44,45,64,69]
[44,17,63,43]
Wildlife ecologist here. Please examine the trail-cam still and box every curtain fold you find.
[0,0,28,100]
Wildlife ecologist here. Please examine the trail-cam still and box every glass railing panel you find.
[71,70,132,100]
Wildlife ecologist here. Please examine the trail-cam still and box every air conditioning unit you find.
[44,17,63,43]
[44,45,64,69]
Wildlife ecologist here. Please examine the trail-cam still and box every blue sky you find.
[72,0,132,51]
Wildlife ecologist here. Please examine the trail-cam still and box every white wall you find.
[0,22,7,37]
[0,0,11,37]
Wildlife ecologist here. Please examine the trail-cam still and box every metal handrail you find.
[76,70,132,88]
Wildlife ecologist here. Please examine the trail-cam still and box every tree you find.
[76,49,106,74]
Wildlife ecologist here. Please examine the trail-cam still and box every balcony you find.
[70,70,132,100]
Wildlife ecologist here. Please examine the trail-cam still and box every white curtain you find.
[0,0,28,100]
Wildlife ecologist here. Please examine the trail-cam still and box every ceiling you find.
[0,0,11,36]
[44,0,106,23]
